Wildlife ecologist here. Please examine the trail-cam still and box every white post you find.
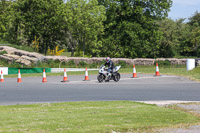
[186,59,195,71]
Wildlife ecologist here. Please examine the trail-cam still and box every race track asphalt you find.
[0,74,200,105]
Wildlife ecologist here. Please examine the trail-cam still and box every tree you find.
[188,11,200,26]
[0,0,13,41]
[157,18,179,57]
[187,12,200,57]
[191,25,200,57]
[98,0,172,58]
[62,0,106,57]
[9,0,64,54]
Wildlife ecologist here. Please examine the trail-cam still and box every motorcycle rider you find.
[104,57,115,80]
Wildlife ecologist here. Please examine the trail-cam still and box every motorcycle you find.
[97,65,121,83]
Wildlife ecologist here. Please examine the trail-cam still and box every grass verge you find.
[0,42,35,52]
[4,71,89,78]
[4,66,200,81]
[166,103,200,118]
[0,101,199,133]
[119,66,200,81]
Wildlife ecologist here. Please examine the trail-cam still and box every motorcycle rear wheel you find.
[97,74,104,83]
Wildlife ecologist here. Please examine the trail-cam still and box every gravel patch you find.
[158,102,200,133]
[140,101,200,133]
[158,125,200,133]
[177,103,200,114]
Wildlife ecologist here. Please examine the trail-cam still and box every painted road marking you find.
[3,75,198,85]
[38,76,198,85]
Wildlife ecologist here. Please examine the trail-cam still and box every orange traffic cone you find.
[42,69,47,82]
[61,68,69,82]
[0,70,4,82]
[83,67,90,81]
[131,65,137,78]
[155,63,161,76]
[17,69,22,83]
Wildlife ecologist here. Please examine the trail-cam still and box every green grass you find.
[119,65,200,81]
[8,44,35,52]
[4,71,91,78]
[0,101,199,133]
[167,103,200,118]
[61,52,71,57]
[0,60,22,68]
[4,66,200,81]
[0,42,35,52]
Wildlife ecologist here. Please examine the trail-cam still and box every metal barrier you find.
[0,67,98,75]
[51,68,98,73]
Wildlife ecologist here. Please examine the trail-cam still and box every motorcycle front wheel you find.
[97,74,104,83]
[113,73,120,82]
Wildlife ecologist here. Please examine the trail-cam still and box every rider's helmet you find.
[106,57,110,63]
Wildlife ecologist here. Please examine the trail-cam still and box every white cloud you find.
[173,0,200,6]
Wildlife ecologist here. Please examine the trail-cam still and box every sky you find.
[168,0,200,21]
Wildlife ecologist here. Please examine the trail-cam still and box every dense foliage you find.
[0,0,199,58]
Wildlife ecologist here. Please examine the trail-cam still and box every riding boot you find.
[105,73,110,82]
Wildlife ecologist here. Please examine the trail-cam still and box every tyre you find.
[113,73,120,82]
[97,74,104,83]
[117,73,121,79]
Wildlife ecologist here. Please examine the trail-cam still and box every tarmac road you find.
[0,74,200,105]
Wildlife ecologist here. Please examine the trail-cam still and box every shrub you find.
[11,60,22,68]
[0,59,8,67]
[79,61,88,67]
[89,63,97,68]
[47,59,54,64]
[98,60,105,66]
[116,61,127,67]
[155,60,171,67]
[66,60,76,67]
[54,59,61,64]
[0,50,7,55]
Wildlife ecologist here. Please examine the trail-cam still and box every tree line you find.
[0,0,199,58]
